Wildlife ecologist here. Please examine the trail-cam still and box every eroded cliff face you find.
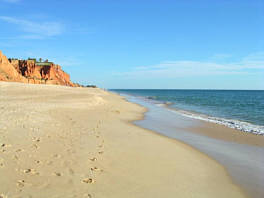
[0,50,77,87]
[0,51,27,82]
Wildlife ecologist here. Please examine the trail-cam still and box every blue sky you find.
[0,0,263,89]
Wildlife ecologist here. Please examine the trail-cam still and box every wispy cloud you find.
[113,52,264,79]
[0,16,64,39]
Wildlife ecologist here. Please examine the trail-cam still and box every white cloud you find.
[113,53,264,79]
[0,16,64,39]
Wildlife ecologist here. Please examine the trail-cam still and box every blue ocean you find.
[112,89,264,135]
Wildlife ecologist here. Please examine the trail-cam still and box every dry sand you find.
[0,82,247,198]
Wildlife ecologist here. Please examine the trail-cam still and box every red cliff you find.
[0,51,27,83]
[0,50,77,87]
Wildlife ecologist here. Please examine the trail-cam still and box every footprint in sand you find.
[53,172,62,176]
[0,158,5,168]
[23,169,31,173]
[32,137,41,142]
[82,178,95,184]
[23,168,39,175]
[90,166,102,172]
[83,193,92,198]
[1,144,7,152]
[90,157,97,162]
[35,160,41,164]
[16,180,25,187]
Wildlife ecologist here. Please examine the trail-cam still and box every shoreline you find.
[122,93,263,198]
[189,121,264,147]
[165,104,264,136]
[0,82,247,198]
[115,91,264,147]
[110,90,264,136]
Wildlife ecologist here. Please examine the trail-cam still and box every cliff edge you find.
[0,51,27,83]
[0,50,77,87]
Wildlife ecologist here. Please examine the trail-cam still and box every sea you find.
[111,89,264,135]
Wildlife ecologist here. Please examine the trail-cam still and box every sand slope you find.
[0,82,247,198]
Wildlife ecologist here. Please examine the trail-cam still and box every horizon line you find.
[108,88,264,91]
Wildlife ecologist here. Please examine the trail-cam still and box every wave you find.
[157,103,264,135]
[116,91,264,135]
[140,96,264,135]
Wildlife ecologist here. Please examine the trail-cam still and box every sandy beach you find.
[0,82,247,198]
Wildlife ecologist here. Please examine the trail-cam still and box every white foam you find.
[162,106,264,135]
[117,92,264,135]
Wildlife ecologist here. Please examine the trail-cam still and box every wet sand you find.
[189,122,264,147]
[0,82,247,198]
[123,94,264,198]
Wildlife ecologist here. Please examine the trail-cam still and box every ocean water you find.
[111,89,264,135]
[122,95,264,198]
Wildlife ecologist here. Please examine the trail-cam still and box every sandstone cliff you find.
[0,50,77,87]
[0,51,27,83]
